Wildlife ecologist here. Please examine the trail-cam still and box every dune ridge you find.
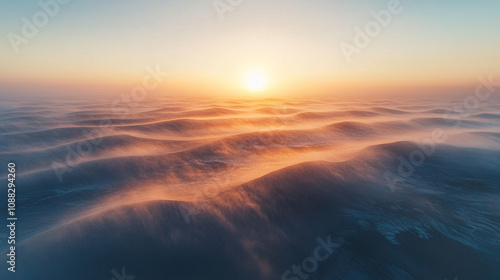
[1,96,500,280]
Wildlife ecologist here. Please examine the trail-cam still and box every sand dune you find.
[1,96,500,280]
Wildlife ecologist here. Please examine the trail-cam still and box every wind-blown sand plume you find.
[1,96,500,280]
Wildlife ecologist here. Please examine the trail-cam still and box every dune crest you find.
[1,96,500,280]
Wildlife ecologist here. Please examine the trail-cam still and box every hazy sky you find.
[1,0,499,98]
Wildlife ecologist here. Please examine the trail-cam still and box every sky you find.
[1,0,499,98]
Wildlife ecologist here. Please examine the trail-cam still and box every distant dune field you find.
[1,96,500,280]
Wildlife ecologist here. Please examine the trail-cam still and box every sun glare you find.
[244,69,268,92]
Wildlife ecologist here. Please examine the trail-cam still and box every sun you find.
[244,69,268,92]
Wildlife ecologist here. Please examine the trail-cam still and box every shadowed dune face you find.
[1,96,500,280]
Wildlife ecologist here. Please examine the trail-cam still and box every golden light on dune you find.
[244,69,268,92]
